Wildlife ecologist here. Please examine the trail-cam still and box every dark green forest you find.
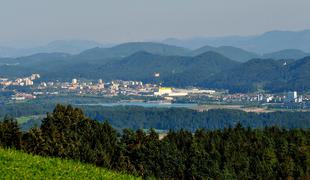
[201,57,310,93]
[1,102,310,132]
[0,104,309,179]
[83,106,310,131]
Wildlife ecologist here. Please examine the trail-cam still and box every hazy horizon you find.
[1,0,310,45]
[1,29,310,47]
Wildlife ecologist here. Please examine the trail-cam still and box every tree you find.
[0,116,21,149]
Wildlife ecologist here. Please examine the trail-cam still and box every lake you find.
[78,101,198,108]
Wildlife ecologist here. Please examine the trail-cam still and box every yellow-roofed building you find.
[154,87,172,96]
[154,87,188,97]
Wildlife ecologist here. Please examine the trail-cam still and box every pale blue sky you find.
[0,0,310,43]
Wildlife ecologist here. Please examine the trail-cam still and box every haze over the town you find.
[1,0,310,44]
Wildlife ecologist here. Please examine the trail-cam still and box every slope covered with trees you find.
[0,105,309,179]
[191,45,259,62]
[202,56,310,92]
[262,49,309,60]
[94,51,239,85]
[78,42,190,59]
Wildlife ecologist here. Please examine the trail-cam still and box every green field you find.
[16,115,45,125]
[0,148,140,179]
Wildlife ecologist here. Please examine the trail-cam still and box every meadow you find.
[0,148,140,179]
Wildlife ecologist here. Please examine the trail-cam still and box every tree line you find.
[2,102,310,132]
[1,104,309,179]
[82,106,310,131]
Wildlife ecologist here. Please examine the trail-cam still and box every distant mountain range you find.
[262,49,310,60]
[1,29,310,58]
[0,41,309,93]
[0,40,112,57]
[72,42,310,62]
[1,40,310,63]
[163,29,310,53]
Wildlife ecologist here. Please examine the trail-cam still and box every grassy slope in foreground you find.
[0,148,140,179]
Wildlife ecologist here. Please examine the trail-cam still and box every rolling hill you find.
[0,53,72,78]
[262,49,309,60]
[163,51,240,86]
[0,50,238,83]
[0,148,139,179]
[191,45,259,62]
[78,42,190,60]
[94,51,239,84]
[0,40,107,57]
[163,29,310,53]
[201,56,310,92]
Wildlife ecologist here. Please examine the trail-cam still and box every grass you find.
[0,148,140,179]
[16,115,40,125]
[194,104,276,113]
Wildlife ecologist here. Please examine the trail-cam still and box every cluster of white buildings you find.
[220,91,305,104]
[36,79,148,96]
[284,91,303,103]
[256,94,274,103]
[0,74,40,86]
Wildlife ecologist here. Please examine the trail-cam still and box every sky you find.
[0,0,310,44]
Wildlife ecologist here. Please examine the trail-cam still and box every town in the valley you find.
[0,73,309,110]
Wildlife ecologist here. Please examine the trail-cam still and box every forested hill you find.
[78,42,190,59]
[0,50,240,83]
[262,49,309,60]
[1,104,309,179]
[191,45,259,62]
[0,42,310,92]
[96,51,239,84]
[201,56,310,92]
